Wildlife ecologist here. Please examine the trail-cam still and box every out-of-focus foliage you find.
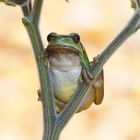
[0,0,140,140]
[0,0,29,6]
[131,0,140,9]
[131,0,137,9]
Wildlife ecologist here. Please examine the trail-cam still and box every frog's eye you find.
[70,33,80,44]
[47,32,57,42]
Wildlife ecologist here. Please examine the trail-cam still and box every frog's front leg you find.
[81,55,104,107]
[55,99,67,113]
[81,67,93,83]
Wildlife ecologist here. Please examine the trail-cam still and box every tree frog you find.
[45,32,104,112]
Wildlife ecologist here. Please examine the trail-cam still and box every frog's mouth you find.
[46,45,80,56]
[46,45,81,69]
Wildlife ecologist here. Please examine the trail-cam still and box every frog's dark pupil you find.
[71,34,80,43]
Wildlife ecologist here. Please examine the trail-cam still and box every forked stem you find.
[56,0,140,133]
[2,0,140,140]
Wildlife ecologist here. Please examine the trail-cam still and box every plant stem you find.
[21,1,57,139]
[32,0,44,25]
[22,4,30,17]
[56,5,140,132]
[91,9,140,78]
[22,17,57,140]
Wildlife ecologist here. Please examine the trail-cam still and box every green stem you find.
[32,0,43,25]
[20,0,140,139]
[56,7,140,132]
[21,0,58,139]
[22,5,30,17]
[91,9,140,79]
[21,0,59,139]
[22,17,57,140]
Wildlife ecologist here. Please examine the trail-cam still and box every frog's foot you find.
[89,55,100,67]
[93,55,100,64]
[37,89,42,101]
[87,70,94,80]
[82,68,94,84]
[55,99,67,113]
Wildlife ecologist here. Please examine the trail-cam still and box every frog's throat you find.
[46,45,80,56]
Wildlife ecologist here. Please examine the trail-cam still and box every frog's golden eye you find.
[47,32,57,42]
[70,33,80,44]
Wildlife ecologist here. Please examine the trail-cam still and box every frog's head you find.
[46,32,84,68]
[46,32,82,55]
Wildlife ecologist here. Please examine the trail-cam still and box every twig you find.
[55,0,140,133]
[21,1,57,140]
[32,0,44,25]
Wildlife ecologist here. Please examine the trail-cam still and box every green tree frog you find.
[45,32,104,112]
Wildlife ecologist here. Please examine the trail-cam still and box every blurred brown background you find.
[0,0,140,140]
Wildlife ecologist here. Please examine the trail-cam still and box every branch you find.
[21,1,57,139]
[1,0,57,140]
[22,4,31,17]
[32,0,43,25]
[22,17,57,140]
[56,0,140,132]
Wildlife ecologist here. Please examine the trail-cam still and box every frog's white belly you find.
[49,53,81,103]
[50,67,81,103]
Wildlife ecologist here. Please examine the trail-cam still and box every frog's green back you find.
[80,43,90,68]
